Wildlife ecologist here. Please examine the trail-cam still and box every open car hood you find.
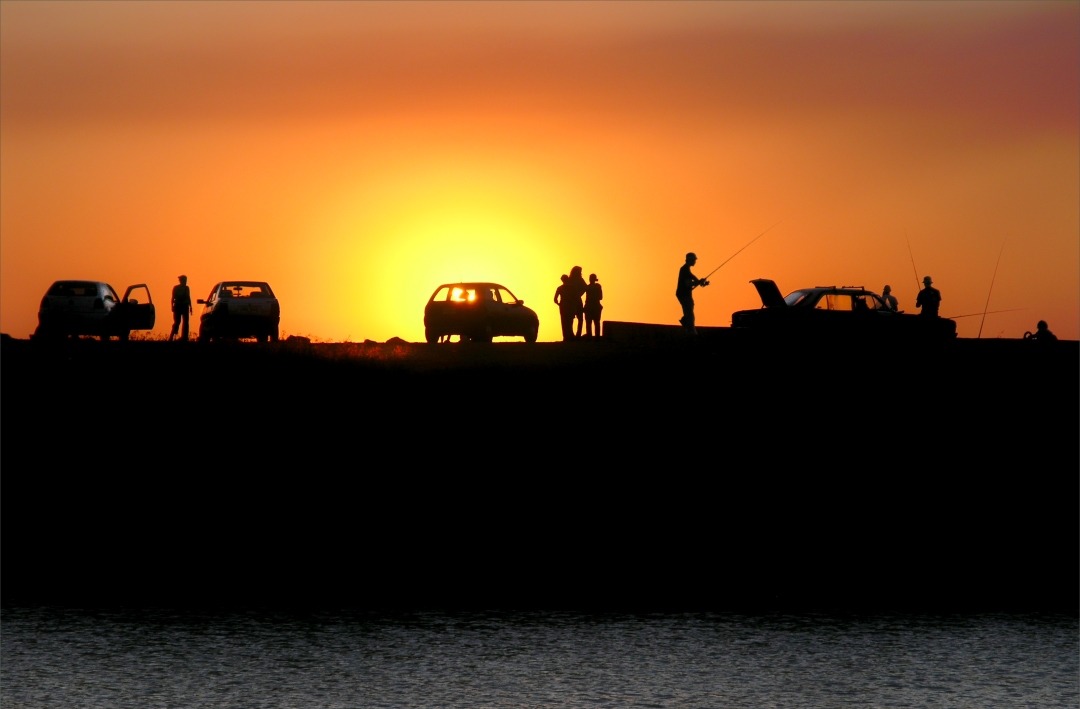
[750,279,787,308]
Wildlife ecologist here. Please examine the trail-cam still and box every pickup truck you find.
[197,281,280,342]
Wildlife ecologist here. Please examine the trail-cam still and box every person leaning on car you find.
[881,285,899,311]
[169,275,192,342]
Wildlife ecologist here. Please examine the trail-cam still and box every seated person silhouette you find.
[1025,320,1058,341]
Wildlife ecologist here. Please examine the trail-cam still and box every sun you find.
[308,156,600,341]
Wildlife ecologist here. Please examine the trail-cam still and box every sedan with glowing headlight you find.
[424,282,539,343]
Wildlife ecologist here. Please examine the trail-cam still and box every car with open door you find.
[731,279,956,339]
[424,282,539,343]
[34,280,156,340]
[197,281,280,342]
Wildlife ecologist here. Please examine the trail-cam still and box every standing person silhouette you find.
[567,266,588,338]
[915,276,941,317]
[676,252,709,334]
[881,285,899,311]
[169,275,192,342]
[584,273,603,338]
[554,275,573,342]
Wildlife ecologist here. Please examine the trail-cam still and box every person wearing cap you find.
[676,252,709,334]
[1025,320,1058,342]
[169,275,192,341]
[915,276,941,318]
[881,285,899,312]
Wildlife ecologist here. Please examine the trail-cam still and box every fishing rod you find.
[977,240,1006,339]
[950,311,1023,322]
[905,230,922,292]
[700,220,783,283]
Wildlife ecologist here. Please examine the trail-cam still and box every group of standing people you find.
[554,266,603,340]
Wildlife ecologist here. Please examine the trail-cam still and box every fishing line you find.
[700,220,784,283]
[905,230,922,292]
[977,240,1006,339]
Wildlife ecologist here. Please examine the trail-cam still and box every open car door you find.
[119,284,156,330]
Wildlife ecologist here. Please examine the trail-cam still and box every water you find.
[2,609,1076,708]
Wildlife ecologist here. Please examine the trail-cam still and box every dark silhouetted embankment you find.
[2,336,1076,611]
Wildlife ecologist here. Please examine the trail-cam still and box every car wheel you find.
[524,325,538,343]
[270,327,279,342]
[425,328,439,344]
[475,324,493,343]
[118,331,130,341]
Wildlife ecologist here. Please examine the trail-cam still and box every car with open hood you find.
[424,283,539,343]
[34,280,156,340]
[731,279,956,339]
[197,281,280,342]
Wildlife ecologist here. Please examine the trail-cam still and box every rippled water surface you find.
[2,609,1076,708]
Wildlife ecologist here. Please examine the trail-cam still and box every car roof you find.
[792,286,878,296]
[435,282,509,290]
[219,281,271,288]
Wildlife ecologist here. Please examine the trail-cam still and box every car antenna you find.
[905,230,922,292]
[977,239,1006,339]
[701,219,783,282]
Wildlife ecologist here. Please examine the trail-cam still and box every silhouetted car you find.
[34,280,155,340]
[731,279,957,339]
[197,281,280,342]
[424,283,539,343]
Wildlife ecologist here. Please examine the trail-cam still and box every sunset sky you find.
[2,1,1077,341]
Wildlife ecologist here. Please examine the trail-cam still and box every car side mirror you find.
[127,299,139,305]
[515,300,524,306]
[197,299,206,305]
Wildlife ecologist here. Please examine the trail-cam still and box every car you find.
[197,281,280,342]
[34,280,155,340]
[424,282,539,343]
[731,279,957,339]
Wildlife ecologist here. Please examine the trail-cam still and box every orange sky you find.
[2,1,1077,341]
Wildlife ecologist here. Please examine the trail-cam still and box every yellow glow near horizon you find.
[305,156,600,342]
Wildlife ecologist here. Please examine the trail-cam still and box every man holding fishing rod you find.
[675,221,783,334]
[915,276,941,318]
[676,252,710,334]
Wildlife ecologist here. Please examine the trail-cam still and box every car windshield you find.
[450,287,477,303]
[48,281,99,297]
[853,294,881,311]
[220,283,272,298]
[784,290,813,306]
